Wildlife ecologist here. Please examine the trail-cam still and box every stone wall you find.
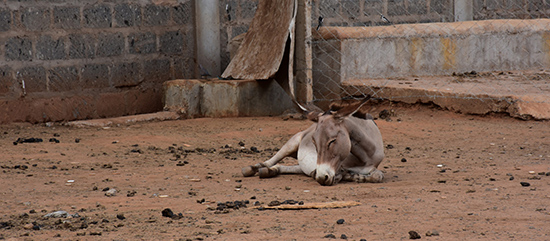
[0,0,195,123]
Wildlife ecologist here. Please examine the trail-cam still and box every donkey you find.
[241,98,385,186]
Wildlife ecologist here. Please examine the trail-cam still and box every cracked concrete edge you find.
[65,111,181,128]
[344,84,550,120]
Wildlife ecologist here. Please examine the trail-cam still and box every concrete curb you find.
[66,111,180,127]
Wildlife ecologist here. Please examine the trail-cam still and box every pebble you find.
[336,219,345,224]
[520,182,530,187]
[409,230,421,239]
[162,208,173,217]
[426,230,440,236]
[116,214,126,220]
[324,233,336,239]
[105,188,117,197]
[401,158,407,162]
[340,234,348,239]
[44,211,69,218]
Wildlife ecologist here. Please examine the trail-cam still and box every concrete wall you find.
[1,0,548,123]
[0,0,195,123]
[312,19,550,98]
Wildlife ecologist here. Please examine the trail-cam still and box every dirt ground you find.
[1,102,549,241]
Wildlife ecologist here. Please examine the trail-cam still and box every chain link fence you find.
[310,0,550,113]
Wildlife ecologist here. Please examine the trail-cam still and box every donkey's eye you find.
[328,139,336,147]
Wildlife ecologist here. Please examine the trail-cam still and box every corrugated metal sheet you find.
[221,0,296,80]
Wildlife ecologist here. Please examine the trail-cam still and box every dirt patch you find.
[1,103,549,240]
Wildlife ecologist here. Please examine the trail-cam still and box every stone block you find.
[81,64,110,89]
[83,4,112,28]
[129,32,156,54]
[224,0,237,22]
[430,0,450,14]
[240,0,258,19]
[231,25,248,38]
[16,66,47,93]
[36,35,66,60]
[0,66,13,95]
[172,57,195,79]
[408,0,427,15]
[48,66,80,92]
[159,30,183,54]
[114,3,141,27]
[0,7,12,31]
[96,92,127,118]
[172,1,193,25]
[144,58,171,83]
[21,7,50,31]
[341,0,360,19]
[387,0,407,16]
[5,36,33,61]
[112,62,142,88]
[319,0,341,18]
[163,79,295,118]
[68,34,95,59]
[53,6,81,29]
[183,29,195,56]
[143,4,169,26]
[97,32,124,57]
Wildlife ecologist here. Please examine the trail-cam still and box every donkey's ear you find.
[307,111,323,122]
[332,96,371,120]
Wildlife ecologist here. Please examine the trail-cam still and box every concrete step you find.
[343,70,550,120]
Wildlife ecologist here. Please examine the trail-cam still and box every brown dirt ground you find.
[1,103,549,241]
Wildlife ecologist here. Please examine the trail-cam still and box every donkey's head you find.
[306,97,370,186]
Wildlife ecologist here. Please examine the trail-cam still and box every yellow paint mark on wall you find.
[543,32,550,65]
[409,38,421,69]
[441,37,456,70]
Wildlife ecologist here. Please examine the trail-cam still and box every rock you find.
[401,158,407,162]
[23,223,34,230]
[324,233,336,239]
[105,188,117,196]
[409,230,421,239]
[44,211,69,218]
[340,234,348,239]
[161,208,174,218]
[426,230,440,236]
[520,182,531,187]
[116,214,126,220]
[379,109,390,120]
[336,219,345,224]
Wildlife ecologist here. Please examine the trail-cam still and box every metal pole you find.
[195,0,221,78]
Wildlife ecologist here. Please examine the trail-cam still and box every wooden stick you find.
[252,201,360,210]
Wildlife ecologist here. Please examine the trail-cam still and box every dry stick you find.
[252,201,360,210]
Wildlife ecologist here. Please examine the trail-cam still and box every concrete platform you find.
[343,70,550,120]
[163,79,295,118]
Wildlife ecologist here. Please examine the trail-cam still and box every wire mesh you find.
[310,0,550,112]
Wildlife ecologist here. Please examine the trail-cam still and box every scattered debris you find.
[409,230,421,239]
[13,137,43,145]
[253,201,360,210]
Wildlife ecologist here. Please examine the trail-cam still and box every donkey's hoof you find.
[242,166,257,177]
[258,167,279,178]
[370,170,384,183]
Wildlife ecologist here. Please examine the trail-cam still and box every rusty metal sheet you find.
[221,0,296,80]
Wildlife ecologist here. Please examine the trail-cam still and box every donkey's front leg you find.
[342,168,384,183]
[242,129,307,177]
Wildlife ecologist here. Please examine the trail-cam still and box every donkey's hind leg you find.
[242,130,306,177]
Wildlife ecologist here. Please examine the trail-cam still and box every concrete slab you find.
[163,79,295,118]
[343,70,550,120]
[66,111,180,127]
